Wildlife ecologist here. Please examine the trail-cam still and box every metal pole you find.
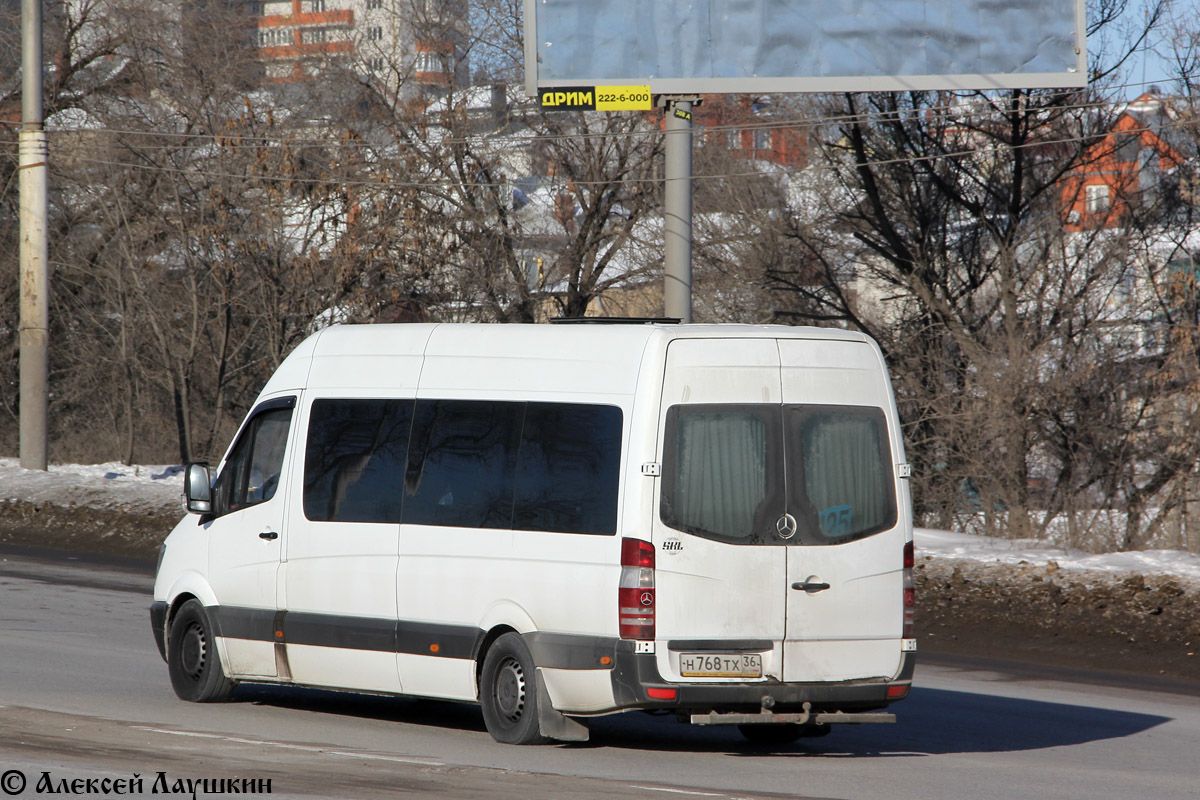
[19,0,49,470]
[662,97,694,323]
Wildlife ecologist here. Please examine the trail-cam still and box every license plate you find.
[679,652,763,678]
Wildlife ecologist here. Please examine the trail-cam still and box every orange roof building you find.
[1062,92,1185,231]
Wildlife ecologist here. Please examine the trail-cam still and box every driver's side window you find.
[212,404,294,517]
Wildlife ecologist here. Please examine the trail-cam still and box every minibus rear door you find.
[777,338,905,683]
[653,339,787,677]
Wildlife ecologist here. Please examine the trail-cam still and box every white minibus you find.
[151,321,915,744]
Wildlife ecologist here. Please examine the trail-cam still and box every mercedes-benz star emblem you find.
[775,513,798,539]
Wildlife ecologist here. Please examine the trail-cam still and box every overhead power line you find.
[48,113,1197,194]
[0,75,1190,151]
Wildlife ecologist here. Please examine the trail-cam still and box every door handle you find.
[259,531,279,541]
[791,580,831,593]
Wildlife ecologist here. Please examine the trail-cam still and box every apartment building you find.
[697,95,808,169]
[250,0,467,92]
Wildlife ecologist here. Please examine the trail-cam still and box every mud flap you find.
[535,669,590,742]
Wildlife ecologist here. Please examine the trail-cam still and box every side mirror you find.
[183,462,213,514]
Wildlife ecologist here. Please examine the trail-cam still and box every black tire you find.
[167,599,234,703]
[737,722,831,745]
[479,633,549,745]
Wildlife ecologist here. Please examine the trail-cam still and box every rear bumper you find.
[610,640,915,713]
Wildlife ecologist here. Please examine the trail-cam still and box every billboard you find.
[524,0,1087,96]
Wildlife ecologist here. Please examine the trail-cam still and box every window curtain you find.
[674,412,767,539]
[801,414,886,538]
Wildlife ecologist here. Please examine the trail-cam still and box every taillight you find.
[903,540,915,640]
[619,538,655,640]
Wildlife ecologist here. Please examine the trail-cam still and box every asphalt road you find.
[1,544,1197,800]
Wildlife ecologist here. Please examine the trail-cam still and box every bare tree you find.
[754,3,1200,549]
[19,0,358,462]
[334,0,664,323]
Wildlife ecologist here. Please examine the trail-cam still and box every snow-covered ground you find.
[3,457,1199,586]
[915,528,1200,585]
[0,457,183,516]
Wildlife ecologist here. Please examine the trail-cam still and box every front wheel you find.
[479,633,549,745]
[167,599,234,703]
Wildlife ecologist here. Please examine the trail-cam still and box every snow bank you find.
[916,528,1200,585]
[3,457,1199,587]
[0,458,182,516]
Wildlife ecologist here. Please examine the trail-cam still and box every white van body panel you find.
[652,333,909,685]
[203,390,301,679]
[390,323,652,704]
[659,338,782,405]
[280,394,405,693]
[416,324,650,399]
[394,653,476,701]
[274,327,433,692]
[538,667,616,713]
[777,337,908,682]
[301,323,434,393]
[152,322,914,737]
[286,645,401,694]
[653,338,784,676]
[157,517,218,607]
[256,330,323,397]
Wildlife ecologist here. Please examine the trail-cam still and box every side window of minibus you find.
[303,398,414,523]
[513,403,622,535]
[403,399,524,529]
[212,405,294,517]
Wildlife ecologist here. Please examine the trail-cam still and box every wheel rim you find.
[493,656,526,724]
[180,621,207,681]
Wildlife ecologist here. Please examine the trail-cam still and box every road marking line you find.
[133,727,444,766]
[632,788,727,797]
[326,751,444,765]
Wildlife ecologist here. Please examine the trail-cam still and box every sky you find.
[1120,0,1200,98]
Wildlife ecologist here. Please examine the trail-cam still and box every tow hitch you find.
[690,699,895,726]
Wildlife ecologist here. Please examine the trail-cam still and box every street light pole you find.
[19,0,49,470]
[662,96,696,323]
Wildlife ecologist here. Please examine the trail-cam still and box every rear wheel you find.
[168,599,234,703]
[738,722,831,745]
[479,633,549,745]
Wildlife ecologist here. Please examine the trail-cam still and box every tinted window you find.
[403,400,524,529]
[661,405,782,543]
[788,406,896,542]
[295,397,623,534]
[661,404,895,546]
[513,403,622,535]
[212,403,294,516]
[303,399,414,523]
